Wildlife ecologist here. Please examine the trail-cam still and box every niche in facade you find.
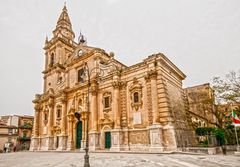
[129,78,143,111]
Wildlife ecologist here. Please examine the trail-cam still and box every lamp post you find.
[74,62,100,167]
[84,62,90,167]
[74,63,90,167]
[74,60,118,167]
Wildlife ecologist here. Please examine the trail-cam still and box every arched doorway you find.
[76,121,82,149]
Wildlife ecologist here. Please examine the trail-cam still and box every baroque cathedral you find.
[30,5,194,152]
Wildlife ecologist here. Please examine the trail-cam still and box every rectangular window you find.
[57,109,61,118]
[78,68,85,83]
[44,113,48,121]
[104,97,110,108]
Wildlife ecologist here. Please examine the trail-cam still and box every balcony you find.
[18,136,31,142]
[19,124,32,129]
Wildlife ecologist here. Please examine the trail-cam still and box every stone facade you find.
[30,5,193,152]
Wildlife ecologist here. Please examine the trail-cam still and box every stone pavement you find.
[0,152,239,167]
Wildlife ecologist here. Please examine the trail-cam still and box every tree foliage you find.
[212,70,240,105]
[210,70,240,144]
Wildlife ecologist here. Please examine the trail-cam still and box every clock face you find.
[78,49,83,56]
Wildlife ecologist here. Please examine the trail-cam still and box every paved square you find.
[0,152,239,167]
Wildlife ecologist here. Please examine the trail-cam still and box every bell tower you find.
[43,4,75,92]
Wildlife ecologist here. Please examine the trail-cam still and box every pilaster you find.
[44,136,54,150]
[47,97,54,136]
[112,78,121,129]
[110,129,122,151]
[149,70,159,124]
[67,114,74,150]
[30,98,41,151]
[29,137,39,151]
[121,128,130,151]
[90,79,98,132]
[89,131,100,151]
[57,134,68,151]
[60,93,67,135]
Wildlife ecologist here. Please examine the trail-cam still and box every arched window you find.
[102,92,112,110]
[50,53,54,67]
[133,92,139,103]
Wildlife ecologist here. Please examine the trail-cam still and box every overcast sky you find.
[0,0,240,116]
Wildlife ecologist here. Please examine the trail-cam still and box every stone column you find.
[61,96,67,134]
[30,102,40,151]
[45,97,54,150]
[67,114,74,150]
[110,76,122,151]
[112,80,120,129]
[91,79,98,132]
[89,79,100,151]
[58,93,68,150]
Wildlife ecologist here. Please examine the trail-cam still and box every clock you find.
[78,49,84,56]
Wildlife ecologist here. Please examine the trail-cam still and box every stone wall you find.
[129,129,150,151]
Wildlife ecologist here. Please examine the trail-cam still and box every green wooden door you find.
[56,136,59,149]
[76,121,82,149]
[105,132,111,149]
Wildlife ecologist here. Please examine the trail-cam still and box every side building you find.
[0,115,33,151]
[0,123,18,152]
[30,5,194,152]
[184,83,216,128]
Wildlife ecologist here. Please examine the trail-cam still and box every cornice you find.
[44,37,75,50]
[158,54,186,80]
[42,63,66,75]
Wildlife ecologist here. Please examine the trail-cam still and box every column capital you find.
[145,70,157,81]
[48,97,54,107]
[67,114,74,122]
[60,94,67,103]
[120,81,127,89]
[34,103,41,111]
[112,81,121,89]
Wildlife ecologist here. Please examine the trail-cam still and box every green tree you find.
[211,70,240,144]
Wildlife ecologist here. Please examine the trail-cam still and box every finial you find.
[63,1,67,11]
[45,35,48,44]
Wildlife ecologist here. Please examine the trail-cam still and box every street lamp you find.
[74,63,90,167]
[84,62,91,167]
[74,60,118,167]
[74,62,104,167]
